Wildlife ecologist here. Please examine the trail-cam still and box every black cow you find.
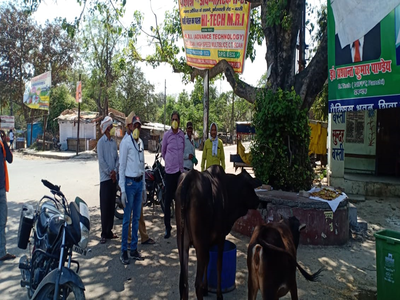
[247,216,323,300]
[176,165,262,300]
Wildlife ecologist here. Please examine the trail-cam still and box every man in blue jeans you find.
[119,115,146,264]
[0,129,14,261]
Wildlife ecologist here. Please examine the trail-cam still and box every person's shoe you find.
[120,251,130,265]
[130,249,144,261]
[164,229,171,239]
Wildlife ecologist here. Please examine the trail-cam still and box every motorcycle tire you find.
[34,282,85,300]
[114,194,124,220]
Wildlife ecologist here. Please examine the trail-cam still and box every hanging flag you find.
[76,81,82,103]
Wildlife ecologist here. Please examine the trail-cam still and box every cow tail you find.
[296,263,324,282]
[257,240,323,282]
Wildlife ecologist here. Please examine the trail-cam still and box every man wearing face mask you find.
[124,112,155,247]
[119,114,146,264]
[97,116,119,245]
[161,111,185,239]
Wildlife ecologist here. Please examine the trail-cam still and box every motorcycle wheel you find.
[35,282,85,300]
[114,192,124,220]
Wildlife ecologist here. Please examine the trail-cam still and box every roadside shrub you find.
[251,88,313,191]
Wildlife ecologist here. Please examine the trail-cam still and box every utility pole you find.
[203,70,209,146]
[76,74,81,155]
[163,79,166,132]
[299,0,306,72]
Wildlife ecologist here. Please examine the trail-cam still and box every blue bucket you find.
[207,240,237,293]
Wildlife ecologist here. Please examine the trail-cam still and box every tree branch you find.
[189,60,263,103]
[294,31,328,110]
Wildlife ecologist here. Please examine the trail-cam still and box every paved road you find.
[0,146,256,300]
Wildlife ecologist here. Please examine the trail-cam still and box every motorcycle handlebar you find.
[41,179,61,192]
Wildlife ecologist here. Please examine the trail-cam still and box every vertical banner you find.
[23,71,51,110]
[76,81,82,103]
[179,0,251,74]
[328,0,400,113]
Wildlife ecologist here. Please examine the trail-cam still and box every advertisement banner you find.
[179,0,251,74]
[23,71,51,110]
[0,116,15,129]
[328,1,400,113]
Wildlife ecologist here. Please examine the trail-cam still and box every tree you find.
[0,3,79,122]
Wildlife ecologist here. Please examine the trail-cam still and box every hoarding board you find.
[23,71,51,110]
[179,0,251,73]
[328,0,400,112]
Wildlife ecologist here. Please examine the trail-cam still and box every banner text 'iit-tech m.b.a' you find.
[179,0,251,74]
[23,71,51,111]
[328,0,400,113]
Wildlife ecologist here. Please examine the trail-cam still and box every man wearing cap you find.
[97,116,119,244]
[183,121,197,172]
[119,113,146,264]
[161,111,185,239]
[124,112,155,247]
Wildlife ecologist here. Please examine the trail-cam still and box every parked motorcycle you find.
[18,179,90,300]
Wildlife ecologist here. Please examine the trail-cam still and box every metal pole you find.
[163,79,166,132]
[76,74,81,155]
[203,70,209,146]
[299,0,306,72]
[42,114,47,151]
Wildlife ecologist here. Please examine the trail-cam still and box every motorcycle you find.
[18,179,90,300]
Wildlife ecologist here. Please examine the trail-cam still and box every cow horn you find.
[299,224,306,231]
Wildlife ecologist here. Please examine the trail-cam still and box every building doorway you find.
[376,107,400,176]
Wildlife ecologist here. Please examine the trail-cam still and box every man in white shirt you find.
[97,117,119,244]
[119,114,146,264]
[183,121,197,172]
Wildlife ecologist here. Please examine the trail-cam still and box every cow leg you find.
[195,247,209,300]
[216,241,225,300]
[289,279,298,300]
[178,228,190,299]
[202,262,209,296]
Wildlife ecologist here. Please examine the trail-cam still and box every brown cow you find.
[176,165,262,300]
[247,216,323,300]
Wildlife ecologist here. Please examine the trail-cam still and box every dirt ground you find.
[2,154,399,299]
[82,197,398,300]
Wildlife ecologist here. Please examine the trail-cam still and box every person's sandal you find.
[142,238,155,245]
[100,237,106,244]
[0,253,16,261]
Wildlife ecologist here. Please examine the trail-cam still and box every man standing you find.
[0,129,14,261]
[124,112,155,246]
[162,111,185,239]
[183,121,197,172]
[119,115,146,264]
[97,116,119,244]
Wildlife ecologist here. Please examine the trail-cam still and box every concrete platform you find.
[332,173,400,197]
[233,190,349,246]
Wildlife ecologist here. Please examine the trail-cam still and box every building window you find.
[346,111,365,144]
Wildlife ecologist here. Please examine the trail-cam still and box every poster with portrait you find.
[328,0,400,112]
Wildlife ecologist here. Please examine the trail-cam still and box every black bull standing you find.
[175,165,262,300]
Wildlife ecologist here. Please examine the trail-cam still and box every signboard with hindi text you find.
[328,1,400,113]
[23,71,51,111]
[179,0,251,73]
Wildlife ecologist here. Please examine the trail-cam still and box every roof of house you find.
[56,109,99,122]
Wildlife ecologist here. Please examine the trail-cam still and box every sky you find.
[13,0,320,97]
